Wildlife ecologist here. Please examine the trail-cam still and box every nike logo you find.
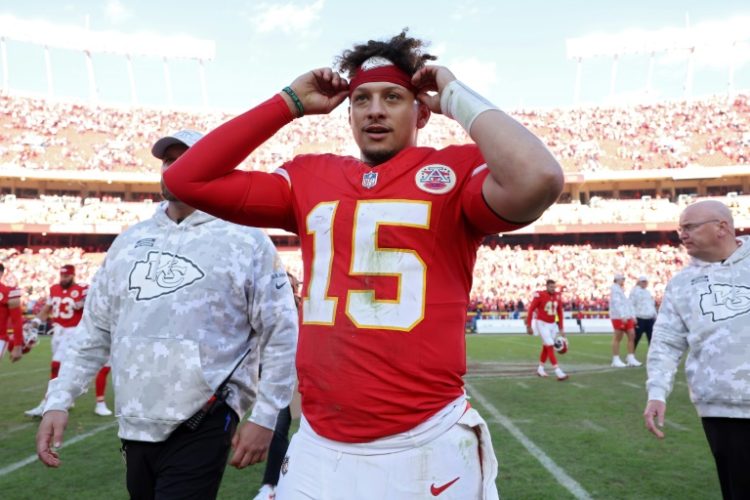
[275,282,287,289]
[430,477,460,496]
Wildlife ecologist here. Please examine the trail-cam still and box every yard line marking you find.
[516,382,530,389]
[466,381,593,500]
[0,421,117,477]
[571,382,588,389]
[563,350,609,361]
[664,419,689,431]
[20,383,48,393]
[621,381,642,389]
[581,419,606,432]
[0,423,34,439]
[0,368,48,379]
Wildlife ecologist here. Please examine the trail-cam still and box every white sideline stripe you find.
[621,381,642,389]
[571,382,588,389]
[0,368,47,379]
[664,419,689,431]
[0,421,117,476]
[581,419,606,432]
[516,382,530,389]
[465,382,593,500]
[0,423,34,439]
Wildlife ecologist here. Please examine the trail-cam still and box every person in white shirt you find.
[629,275,657,352]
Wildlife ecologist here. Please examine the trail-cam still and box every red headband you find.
[349,64,417,97]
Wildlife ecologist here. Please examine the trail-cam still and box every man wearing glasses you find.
[644,200,750,500]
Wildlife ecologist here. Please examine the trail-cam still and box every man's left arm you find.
[644,287,688,438]
[413,65,563,223]
[231,233,298,468]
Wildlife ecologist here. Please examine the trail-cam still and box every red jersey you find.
[162,95,528,442]
[47,283,88,328]
[0,282,23,345]
[526,290,563,329]
[282,147,522,441]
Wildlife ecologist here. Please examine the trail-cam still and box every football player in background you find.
[25,264,113,417]
[163,29,563,500]
[0,263,25,362]
[525,278,568,380]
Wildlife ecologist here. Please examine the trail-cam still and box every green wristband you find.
[282,86,304,117]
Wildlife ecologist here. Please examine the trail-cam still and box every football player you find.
[164,30,563,499]
[25,264,112,417]
[0,263,24,362]
[525,279,568,380]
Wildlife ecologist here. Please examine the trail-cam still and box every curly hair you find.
[335,29,437,78]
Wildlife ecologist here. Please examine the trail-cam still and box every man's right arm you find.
[643,285,688,438]
[163,69,349,228]
[44,263,113,413]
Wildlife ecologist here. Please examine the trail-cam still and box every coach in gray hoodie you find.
[35,130,298,500]
[644,200,750,500]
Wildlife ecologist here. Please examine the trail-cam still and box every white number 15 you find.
[303,200,430,331]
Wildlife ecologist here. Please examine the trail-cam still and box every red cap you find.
[60,264,75,276]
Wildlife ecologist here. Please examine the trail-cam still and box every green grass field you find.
[0,334,721,499]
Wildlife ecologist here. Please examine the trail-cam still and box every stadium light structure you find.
[566,15,750,104]
[0,14,215,107]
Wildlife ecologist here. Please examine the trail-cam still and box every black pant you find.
[121,403,239,500]
[262,405,292,486]
[702,417,750,500]
[634,317,655,349]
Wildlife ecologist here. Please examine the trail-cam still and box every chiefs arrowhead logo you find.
[700,283,750,321]
[128,251,205,301]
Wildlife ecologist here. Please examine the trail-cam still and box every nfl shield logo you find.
[362,171,378,189]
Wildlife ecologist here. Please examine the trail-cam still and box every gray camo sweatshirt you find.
[45,203,298,441]
[647,235,750,418]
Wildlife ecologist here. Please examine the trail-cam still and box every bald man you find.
[644,200,750,499]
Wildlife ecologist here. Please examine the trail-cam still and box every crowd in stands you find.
[0,194,156,227]
[4,192,750,231]
[469,243,687,315]
[0,247,104,313]
[0,244,685,318]
[2,93,749,174]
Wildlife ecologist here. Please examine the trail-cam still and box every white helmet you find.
[553,335,568,354]
[21,322,39,353]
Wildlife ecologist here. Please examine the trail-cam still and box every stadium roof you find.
[0,14,214,61]
[566,15,750,59]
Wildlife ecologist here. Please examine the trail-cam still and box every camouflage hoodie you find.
[647,235,750,418]
[45,203,298,441]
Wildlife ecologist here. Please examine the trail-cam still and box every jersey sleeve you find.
[163,94,298,232]
[461,166,534,235]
